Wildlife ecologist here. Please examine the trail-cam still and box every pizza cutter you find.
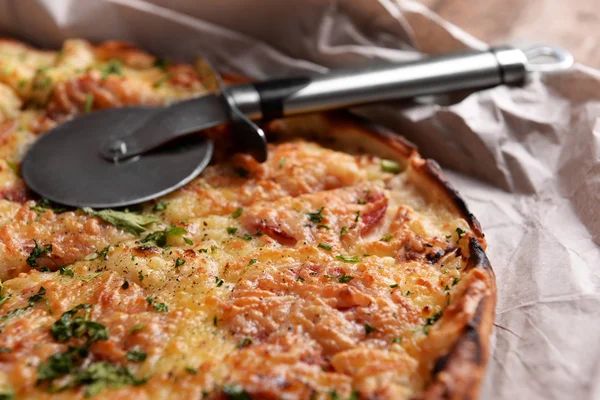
[21,45,572,208]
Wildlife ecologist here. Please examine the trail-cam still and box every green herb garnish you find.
[232,208,243,218]
[59,267,74,277]
[226,227,238,235]
[236,337,253,349]
[101,60,123,79]
[248,258,257,266]
[335,254,361,264]
[364,324,376,334]
[455,227,466,240]
[222,384,252,400]
[337,273,354,283]
[130,325,145,334]
[126,350,147,362]
[423,311,443,335]
[306,207,324,223]
[145,297,168,313]
[175,258,185,268]
[215,277,224,287]
[380,234,393,242]
[380,159,401,173]
[82,208,159,235]
[152,201,168,212]
[142,225,189,246]
[317,242,332,251]
[84,92,94,113]
[26,239,52,267]
[81,272,101,283]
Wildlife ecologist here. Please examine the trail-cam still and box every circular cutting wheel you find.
[21,108,213,208]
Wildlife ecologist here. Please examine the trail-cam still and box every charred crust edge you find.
[418,239,496,400]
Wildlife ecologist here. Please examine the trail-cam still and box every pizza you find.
[0,39,496,399]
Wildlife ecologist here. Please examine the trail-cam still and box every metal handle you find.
[230,47,530,120]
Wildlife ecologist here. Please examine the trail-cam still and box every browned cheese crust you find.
[0,39,496,399]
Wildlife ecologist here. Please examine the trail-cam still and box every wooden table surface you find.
[417,0,599,68]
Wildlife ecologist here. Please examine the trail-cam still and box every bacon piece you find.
[360,191,388,235]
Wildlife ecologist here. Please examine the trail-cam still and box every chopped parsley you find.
[175,258,185,268]
[198,248,208,253]
[30,198,67,215]
[354,211,360,222]
[444,285,450,291]
[231,207,243,218]
[248,258,257,266]
[236,337,253,349]
[380,159,401,173]
[82,208,159,235]
[390,283,399,288]
[153,58,170,71]
[183,237,194,245]
[185,367,198,375]
[335,254,361,264]
[100,60,123,79]
[423,311,443,335]
[80,272,102,283]
[50,304,107,343]
[146,297,168,313]
[306,207,324,223]
[222,384,252,400]
[152,201,168,212]
[337,273,354,283]
[39,360,146,397]
[126,350,147,362]
[404,290,412,296]
[215,277,224,287]
[380,234,393,242]
[26,239,52,267]
[456,227,466,240]
[296,276,305,282]
[142,225,189,247]
[84,92,94,113]
[364,324,376,335]
[452,277,461,286]
[6,160,18,175]
[340,226,348,236]
[37,301,146,395]
[238,234,253,241]
[317,242,332,251]
[90,245,111,261]
[1,286,51,321]
[59,267,74,277]
[138,271,144,282]
[391,337,402,344]
[278,157,286,168]
[130,325,145,334]
[226,227,238,235]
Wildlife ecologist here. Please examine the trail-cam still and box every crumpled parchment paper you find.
[1,1,599,398]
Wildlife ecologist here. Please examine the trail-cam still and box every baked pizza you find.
[0,39,496,399]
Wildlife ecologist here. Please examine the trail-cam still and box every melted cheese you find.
[0,39,479,400]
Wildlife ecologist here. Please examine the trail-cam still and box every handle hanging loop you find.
[523,45,574,72]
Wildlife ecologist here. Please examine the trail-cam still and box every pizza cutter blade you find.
[22,45,572,208]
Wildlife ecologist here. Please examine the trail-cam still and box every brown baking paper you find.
[1,0,599,398]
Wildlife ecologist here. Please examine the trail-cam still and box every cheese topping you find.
[0,39,479,400]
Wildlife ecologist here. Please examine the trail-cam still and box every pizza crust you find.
[0,39,496,399]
